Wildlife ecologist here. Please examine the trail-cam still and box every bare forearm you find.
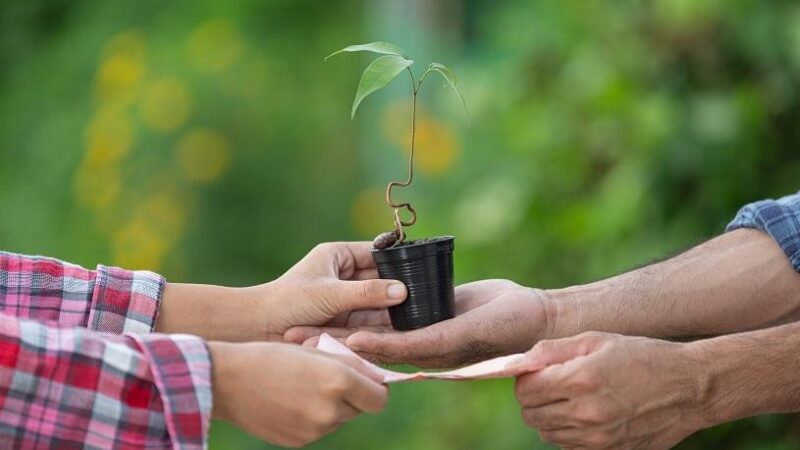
[155,283,272,341]
[688,321,800,428]
[545,229,800,339]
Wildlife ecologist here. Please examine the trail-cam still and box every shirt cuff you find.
[726,191,800,272]
[87,265,165,334]
[129,333,212,450]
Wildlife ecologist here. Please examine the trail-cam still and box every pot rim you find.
[370,235,455,261]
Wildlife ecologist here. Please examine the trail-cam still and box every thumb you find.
[512,331,609,372]
[326,279,407,313]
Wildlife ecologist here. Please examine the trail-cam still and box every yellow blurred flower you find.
[73,159,121,209]
[140,77,192,132]
[84,107,133,165]
[95,31,146,105]
[188,18,242,73]
[175,129,232,183]
[403,118,460,176]
[135,190,187,243]
[350,187,393,237]
[382,102,459,175]
[381,100,415,146]
[112,218,168,270]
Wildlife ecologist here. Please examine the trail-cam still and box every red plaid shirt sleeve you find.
[0,252,213,449]
[0,251,163,334]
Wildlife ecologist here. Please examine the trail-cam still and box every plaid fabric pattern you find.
[0,252,163,334]
[0,252,212,449]
[727,191,800,271]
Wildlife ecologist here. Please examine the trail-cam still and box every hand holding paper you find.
[316,333,540,383]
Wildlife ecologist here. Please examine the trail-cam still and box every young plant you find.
[326,41,469,249]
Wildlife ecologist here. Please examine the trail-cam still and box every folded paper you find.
[316,333,538,383]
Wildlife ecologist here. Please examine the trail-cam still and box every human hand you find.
[512,332,705,450]
[285,279,552,368]
[255,242,407,339]
[209,341,388,447]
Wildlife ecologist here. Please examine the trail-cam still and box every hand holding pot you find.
[512,332,704,450]
[210,341,387,447]
[286,279,551,368]
[257,242,407,338]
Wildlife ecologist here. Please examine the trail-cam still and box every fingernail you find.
[387,283,407,300]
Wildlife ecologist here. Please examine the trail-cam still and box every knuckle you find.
[586,430,613,447]
[538,430,556,444]
[281,439,303,449]
[513,377,532,401]
[312,405,340,427]
[358,281,374,300]
[322,370,353,395]
[575,403,608,425]
[533,339,553,353]
[521,408,537,428]
[580,331,607,342]
[569,370,599,391]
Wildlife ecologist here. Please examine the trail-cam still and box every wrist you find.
[209,341,238,422]
[682,337,751,432]
[542,285,591,340]
[241,282,276,338]
[675,341,720,432]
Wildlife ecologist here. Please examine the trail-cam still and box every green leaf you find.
[325,41,407,61]
[351,55,414,118]
[428,62,471,125]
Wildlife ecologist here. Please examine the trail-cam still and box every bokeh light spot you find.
[403,118,459,176]
[136,190,187,243]
[112,218,167,270]
[188,18,243,73]
[140,77,192,132]
[73,160,121,209]
[95,31,146,104]
[455,177,526,245]
[176,129,232,183]
[84,107,133,165]
[350,187,393,237]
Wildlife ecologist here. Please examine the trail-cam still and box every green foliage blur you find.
[2,0,800,448]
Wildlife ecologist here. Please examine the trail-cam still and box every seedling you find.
[326,41,468,331]
[326,41,469,249]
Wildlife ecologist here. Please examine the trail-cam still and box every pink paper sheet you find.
[316,333,537,383]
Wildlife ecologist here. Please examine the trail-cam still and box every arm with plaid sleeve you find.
[0,251,163,334]
[543,192,800,339]
[727,191,800,270]
[0,313,211,449]
[0,244,398,447]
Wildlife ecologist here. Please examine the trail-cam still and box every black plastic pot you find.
[371,236,456,331]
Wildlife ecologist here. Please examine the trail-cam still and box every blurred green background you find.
[2,0,800,448]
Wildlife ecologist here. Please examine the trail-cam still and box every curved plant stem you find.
[384,68,421,244]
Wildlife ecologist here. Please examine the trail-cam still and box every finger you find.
[335,401,360,423]
[346,309,499,368]
[326,279,407,313]
[285,325,390,344]
[331,242,378,277]
[345,326,448,367]
[327,353,385,384]
[508,332,609,372]
[514,364,573,407]
[537,427,593,448]
[345,309,391,327]
[341,368,389,413]
[353,268,379,280]
[285,326,351,343]
[521,401,579,430]
[453,279,517,312]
